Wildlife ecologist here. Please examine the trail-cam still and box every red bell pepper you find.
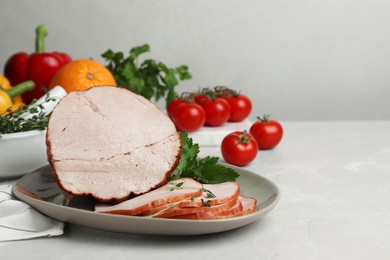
[4,25,71,104]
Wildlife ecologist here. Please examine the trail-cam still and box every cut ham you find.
[94,176,259,220]
[172,200,243,220]
[239,195,258,215]
[172,196,257,220]
[47,86,181,202]
[94,178,202,215]
[178,182,240,208]
[152,197,240,218]
[138,182,239,216]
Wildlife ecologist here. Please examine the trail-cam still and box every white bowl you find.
[0,130,48,179]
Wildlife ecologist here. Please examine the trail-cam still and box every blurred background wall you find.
[1,0,389,121]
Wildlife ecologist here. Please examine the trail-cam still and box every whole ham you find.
[46,86,181,202]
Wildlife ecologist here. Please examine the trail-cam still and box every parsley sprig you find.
[102,44,192,105]
[170,132,240,184]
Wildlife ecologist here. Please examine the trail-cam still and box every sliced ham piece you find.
[173,195,257,220]
[172,199,243,220]
[152,197,240,218]
[47,86,181,202]
[137,181,239,216]
[139,182,240,218]
[94,178,259,220]
[94,178,202,215]
[239,195,258,215]
[178,182,240,208]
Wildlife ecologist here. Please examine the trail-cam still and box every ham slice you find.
[239,195,258,215]
[94,178,259,220]
[133,182,243,218]
[178,182,240,208]
[173,196,257,220]
[172,199,243,219]
[47,86,181,202]
[135,181,239,216]
[94,178,202,215]
[152,197,240,218]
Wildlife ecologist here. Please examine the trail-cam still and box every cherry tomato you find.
[194,94,211,104]
[172,103,206,132]
[221,131,258,166]
[202,98,230,126]
[213,86,252,122]
[167,98,185,119]
[224,94,252,122]
[249,115,283,149]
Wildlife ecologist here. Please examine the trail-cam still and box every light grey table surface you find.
[1,121,389,260]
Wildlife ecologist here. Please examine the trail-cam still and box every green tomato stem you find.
[257,114,270,123]
[234,130,252,144]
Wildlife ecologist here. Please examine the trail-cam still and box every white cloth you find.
[0,183,64,242]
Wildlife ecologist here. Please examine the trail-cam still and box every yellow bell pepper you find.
[0,80,35,114]
[0,74,24,104]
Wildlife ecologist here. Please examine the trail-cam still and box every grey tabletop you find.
[1,121,390,260]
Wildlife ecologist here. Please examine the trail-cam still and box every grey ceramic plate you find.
[13,164,280,235]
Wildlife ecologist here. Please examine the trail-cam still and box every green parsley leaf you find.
[198,164,239,184]
[169,132,240,184]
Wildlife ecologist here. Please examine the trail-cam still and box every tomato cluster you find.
[221,115,284,167]
[167,86,252,132]
[167,87,284,168]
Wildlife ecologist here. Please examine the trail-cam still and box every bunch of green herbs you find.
[170,132,240,184]
[0,96,57,135]
[102,44,191,105]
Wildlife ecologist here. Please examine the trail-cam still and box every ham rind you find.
[94,178,202,215]
[47,86,181,202]
[179,182,240,208]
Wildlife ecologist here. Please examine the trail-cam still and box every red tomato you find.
[221,131,258,166]
[224,94,252,122]
[202,98,230,126]
[194,94,210,104]
[167,98,185,118]
[249,115,283,149]
[172,103,206,132]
